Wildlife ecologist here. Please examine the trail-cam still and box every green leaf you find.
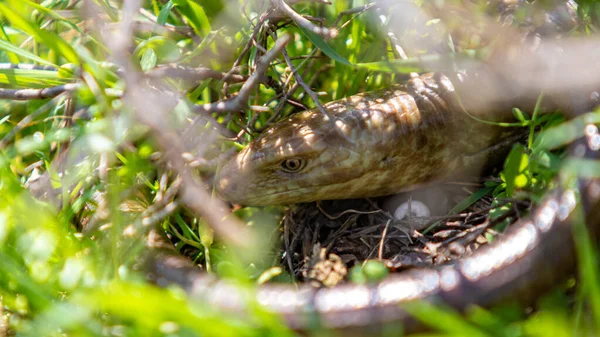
[571,197,600,333]
[450,186,494,214]
[298,26,353,66]
[512,108,530,122]
[183,30,218,63]
[172,0,211,36]
[135,36,181,63]
[0,25,20,64]
[157,0,174,25]
[20,0,85,36]
[140,49,157,71]
[563,158,600,178]
[299,25,475,73]
[504,144,529,196]
[58,64,78,79]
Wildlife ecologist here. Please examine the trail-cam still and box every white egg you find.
[394,200,431,220]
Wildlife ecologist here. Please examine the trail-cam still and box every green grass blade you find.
[20,0,85,35]
[0,4,79,64]
[571,197,600,333]
[299,26,353,66]
[0,39,57,67]
[0,68,70,87]
[534,111,600,150]
[405,301,490,337]
[157,0,174,25]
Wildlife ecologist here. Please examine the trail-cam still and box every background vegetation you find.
[0,0,599,336]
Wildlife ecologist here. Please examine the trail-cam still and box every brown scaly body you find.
[216,73,515,206]
[147,1,600,334]
[147,94,600,333]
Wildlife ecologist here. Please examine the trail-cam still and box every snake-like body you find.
[146,70,600,334]
[145,1,600,334]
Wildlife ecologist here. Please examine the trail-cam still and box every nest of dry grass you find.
[281,182,532,287]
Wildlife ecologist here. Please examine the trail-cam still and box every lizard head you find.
[215,109,370,206]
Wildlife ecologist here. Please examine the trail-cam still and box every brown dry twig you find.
[316,201,383,220]
[0,83,79,101]
[222,11,271,98]
[269,31,355,144]
[138,7,195,37]
[333,2,375,28]
[270,0,338,38]
[193,34,291,114]
[146,65,247,83]
[0,63,57,71]
[85,0,253,247]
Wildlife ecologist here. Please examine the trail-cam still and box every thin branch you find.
[192,34,291,114]
[0,83,79,100]
[146,65,247,83]
[269,31,355,144]
[223,11,271,97]
[109,21,194,37]
[101,0,254,247]
[146,124,254,247]
[137,8,195,37]
[378,219,391,260]
[0,63,57,71]
[271,0,338,38]
[333,2,375,28]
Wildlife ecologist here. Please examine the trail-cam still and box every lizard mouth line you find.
[230,178,366,205]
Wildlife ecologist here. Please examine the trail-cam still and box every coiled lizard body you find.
[146,1,600,334]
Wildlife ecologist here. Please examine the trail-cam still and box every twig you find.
[378,219,391,260]
[112,21,194,37]
[149,129,253,247]
[333,2,375,28]
[270,31,355,144]
[316,201,382,220]
[193,34,291,114]
[0,83,79,100]
[98,0,253,247]
[271,0,338,38]
[138,8,195,37]
[223,11,271,97]
[0,63,57,71]
[283,214,296,281]
[249,49,318,133]
[146,65,247,83]
[142,176,183,226]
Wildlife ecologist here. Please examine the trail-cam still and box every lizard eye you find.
[280,158,306,173]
